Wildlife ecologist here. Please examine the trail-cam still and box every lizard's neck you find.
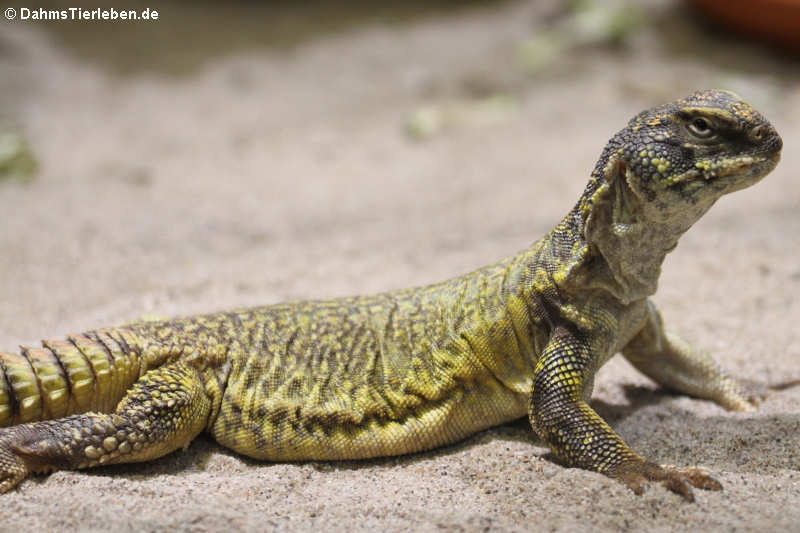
[568,168,715,305]
[583,208,680,303]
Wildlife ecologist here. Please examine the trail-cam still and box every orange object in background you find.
[691,0,800,51]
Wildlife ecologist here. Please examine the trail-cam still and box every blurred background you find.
[1,2,800,530]
[0,0,798,345]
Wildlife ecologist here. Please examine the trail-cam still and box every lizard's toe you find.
[0,439,28,493]
[715,378,768,411]
[738,379,769,407]
[607,460,721,501]
[662,464,723,491]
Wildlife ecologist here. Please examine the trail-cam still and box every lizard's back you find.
[200,252,541,460]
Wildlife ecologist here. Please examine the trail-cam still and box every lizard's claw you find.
[738,378,769,407]
[0,435,29,493]
[607,460,722,502]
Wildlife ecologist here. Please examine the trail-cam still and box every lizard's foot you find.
[714,377,768,412]
[0,362,213,495]
[606,459,722,501]
[0,435,29,493]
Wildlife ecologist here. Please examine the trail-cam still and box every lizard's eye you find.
[688,117,714,139]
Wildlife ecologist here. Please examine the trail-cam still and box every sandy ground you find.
[1,1,799,531]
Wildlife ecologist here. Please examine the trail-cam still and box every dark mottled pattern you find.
[0,90,783,499]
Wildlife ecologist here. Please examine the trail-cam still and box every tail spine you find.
[0,328,143,427]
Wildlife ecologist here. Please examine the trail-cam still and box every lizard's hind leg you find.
[0,361,213,492]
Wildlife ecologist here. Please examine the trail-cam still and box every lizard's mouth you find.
[659,151,780,200]
[688,150,781,198]
[708,151,781,183]
[656,150,781,200]
[660,146,781,189]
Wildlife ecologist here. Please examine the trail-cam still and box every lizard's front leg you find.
[529,325,721,501]
[0,361,212,492]
[622,300,763,412]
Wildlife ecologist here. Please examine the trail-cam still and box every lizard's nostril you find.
[749,123,779,147]
[750,124,765,141]
[755,124,783,152]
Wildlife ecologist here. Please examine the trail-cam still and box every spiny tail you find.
[0,328,144,427]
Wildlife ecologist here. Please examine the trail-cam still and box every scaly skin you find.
[0,90,782,500]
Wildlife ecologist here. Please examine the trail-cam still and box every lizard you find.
[0,89,783,500]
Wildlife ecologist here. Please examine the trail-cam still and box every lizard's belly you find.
[209,371,528,461]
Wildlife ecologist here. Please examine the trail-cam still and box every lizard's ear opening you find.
[584,157,647,240]
[612,159,649,224]
[619,160,653,203]
[606,157,651,209]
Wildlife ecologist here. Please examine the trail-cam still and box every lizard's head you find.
[608,89,782,221]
